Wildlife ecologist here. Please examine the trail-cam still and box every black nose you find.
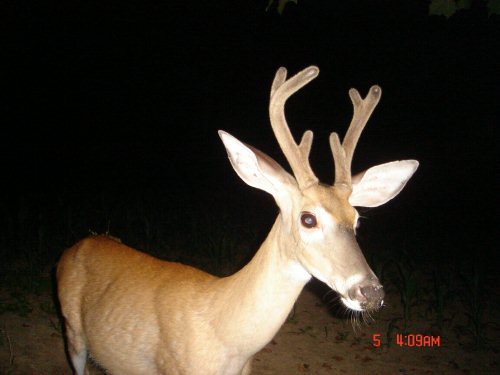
[348,279,384,310]
[359,284,384,310]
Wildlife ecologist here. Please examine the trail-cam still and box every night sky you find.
[3,1,498,269]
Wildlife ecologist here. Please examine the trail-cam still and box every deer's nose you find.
[348,279,384,311]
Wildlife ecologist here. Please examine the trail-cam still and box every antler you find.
[329,85,382,188]
[269,66,320,189]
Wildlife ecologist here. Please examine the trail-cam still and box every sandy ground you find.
[0,280,498,375]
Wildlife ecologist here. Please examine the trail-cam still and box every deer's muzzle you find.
[347,276,384,311]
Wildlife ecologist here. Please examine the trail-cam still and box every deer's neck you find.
[209,215,311,355]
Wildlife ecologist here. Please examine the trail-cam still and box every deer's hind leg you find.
[63,316,89,375]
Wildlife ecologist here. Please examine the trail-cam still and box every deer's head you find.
[219,66,418,312]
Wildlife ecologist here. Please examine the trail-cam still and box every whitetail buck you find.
[57,66,418,375]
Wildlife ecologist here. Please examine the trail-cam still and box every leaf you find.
[278,0,298,14]
[487,0,500,15]
[429,0,471,18]
[265,0,274,12]
[266,0,298,15]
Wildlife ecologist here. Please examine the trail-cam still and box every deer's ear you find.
[219,131,298,197]
[349,160,419,207]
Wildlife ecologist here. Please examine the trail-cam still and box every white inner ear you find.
[349,160,419,207]
[218,130,297,198]
[219,130,273,192]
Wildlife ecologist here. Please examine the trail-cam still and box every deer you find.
[57,66,418,375]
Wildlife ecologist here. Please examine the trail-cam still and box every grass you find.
[380,251,421,344]
[453,264,496,350]
[377,252,499,351]
[428,266,457,330]
[0,325,15,371]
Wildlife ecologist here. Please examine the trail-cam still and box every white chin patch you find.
[341,297,363,312]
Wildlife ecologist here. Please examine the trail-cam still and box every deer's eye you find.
[300,212,317,229]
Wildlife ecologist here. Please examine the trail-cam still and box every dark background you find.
[2,1,498,274]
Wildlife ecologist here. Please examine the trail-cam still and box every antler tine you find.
[269,66,320,189]
[329,132,348,187]
[331,85,382,187]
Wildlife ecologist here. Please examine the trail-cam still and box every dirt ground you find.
[0,280,498,375]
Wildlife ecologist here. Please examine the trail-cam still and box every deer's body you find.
[58,66,418,375]
[58,220,308,375]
